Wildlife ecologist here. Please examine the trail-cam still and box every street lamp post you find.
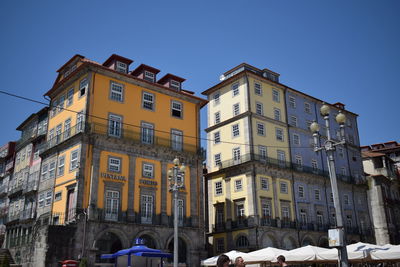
[310,103,349,267]
[168,157,186,267]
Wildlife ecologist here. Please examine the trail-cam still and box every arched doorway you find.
[167,237,187,264]
[95,232,122,263]
[282,235,297,250]
[302,236,314,246]
[260,232,278,248]
[138,234,157,249]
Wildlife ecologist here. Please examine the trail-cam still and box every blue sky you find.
[0,0,399,147]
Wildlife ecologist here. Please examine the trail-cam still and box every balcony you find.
[90,122,200,155]
[23,179,39,194]
[280,219,296,229]
[260,217,277,227]
[231,218,248,229]
[298,222,315,231]
[212,223,226,233]
[44,123,85,151]
[20,209,36,221]
[50,208,77,225]
[7,212,20,223]
[8,183,24,197]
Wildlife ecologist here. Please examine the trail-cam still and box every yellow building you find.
[37,54,207,266]
[202,63,296,254]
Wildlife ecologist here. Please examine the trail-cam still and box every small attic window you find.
[116,61,128,73]
[170,80,180,90]
[64,64,77,78]
[144,71,155,82]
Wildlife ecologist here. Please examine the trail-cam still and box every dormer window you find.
[144,71,155,82]
[64,64,77,78]
[170,80,181,90]
[116,61,128,73]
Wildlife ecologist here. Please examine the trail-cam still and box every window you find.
[142,163,154,178]
[235,179,243,191]
[256,102,263,115]
[170,80,180,90]
[233,103,240,116]
[330,193,334,203]
[304,102,311,113]
[171,101,183,118]
[38,193,45,208]
[346,215,352,228]
[215,181,223,195]
[306,120,312,131]
[56,124,62,143]
[257,122,265,136]
[41,164,48,181]
[232,82,239,96]
[142,92,155,110]
[236,236,249,248]
[64,118,71,139]
[214,131,221,144]
[116,61,127,73]
[235,201,245,221]
[300,210,308,224]
[171,129,183,151]
[213,92,220,105]
[108,114,122,137]
[254,82,262,95]
[315,189,321,200]
[277,150,286,166]
[289,116,298,127]
[311,159,318,171]
[261,200,271,218]
[259,145,267,160]
[79,78,88,97]
[298,185,304,198]
[105,190,119,221]
[280,182,288,193]
[275,128,284,142]
[344,194,349,205]
[45,190,52,206]
[216,238,225,253]
[144,71,155,82]
[295,155,303,169]
[261,177,269,190]
[233,147,241,164]
[141,194,154,223]
[110,82,124,102]
[272,89,280,102]
[289,96,296,108]
[232,124,240,137]
[214,153,221,167]
[274,108,281,121]
[67,88,74,106]
[57,156,65,176]
[51,99,58,117]
[54,192,62,202]
[70,149,79,170]
[293,134,300,145]
[282,206,290,219]
[108,157,121,173]
[57,95,65,113]
[141,122,154,144]
[317,212,323,226]
[341,167,347,176]
[214,112,221,124]
[49,161,56,179]
[76,112,85,132]
[338,147,344,158]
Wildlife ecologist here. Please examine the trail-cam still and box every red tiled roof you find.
[130,64,161,76]
[157,73,186,84]
[102,54,133,67]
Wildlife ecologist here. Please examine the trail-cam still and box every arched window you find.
[139,234,156,248]
[236,236,249,248]
[95,232,122,263]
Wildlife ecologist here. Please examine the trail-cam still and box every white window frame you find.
[259,145,267,160]
[45,190,52,206]
[293,133,300,145]
[116,61,128,73]
[79,78,88,97]
[233,147,241,164]
[256,102,264,115]
[232,82,239,96]
[344,194,349,205]
[142,163,154,178]
[272,89,280,102]
[67,88,74,106]
[110,81,124,102]
[64,118,71,139]
[233,103,240,116]
[215,181,223,195]
[257,122,265,136]
[298,185,304,198]
[142,92,155,111]
[214,131,221,145]
[311,159,318,171]
[295,155,303,168]
[261,177,269,190]
[105,190,120,221]
[235,179,243,191]
[144,71,155,82]
[254,82,262,95]
[108,157,121,173]
[70,149,79,170]
[289,96,296,108]
[170,80,181,90]
[213,91,220,105]
[232,124,240,138]
[290,116,298,127]
[274,108,281,121]
[48,161,56,179]
[276,128,284,141]
[214,111,221,124]
[214,153,221,167]
[171,101,183,118]
[57,155,65,176]
[141,122,154,145]
[304,102,311,114]
[171,129,183,151]
[280,182,288,194]
[108,114,122,138]
[315,189,321,201]
[277,150,286,166]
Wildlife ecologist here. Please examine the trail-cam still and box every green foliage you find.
[79,258,88,267]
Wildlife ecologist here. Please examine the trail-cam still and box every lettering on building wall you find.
[101,172,126,181]
[139,179,158,186]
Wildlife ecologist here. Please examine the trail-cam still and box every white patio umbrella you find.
[370,245,400,261]
[201,250,252,266]
[281,245,337,263]
[245,247,287,264]
[346,242,382,261]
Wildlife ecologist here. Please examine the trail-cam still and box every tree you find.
[78,258,88,267]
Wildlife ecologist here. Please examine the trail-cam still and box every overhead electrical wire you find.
[0,90,317,150]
